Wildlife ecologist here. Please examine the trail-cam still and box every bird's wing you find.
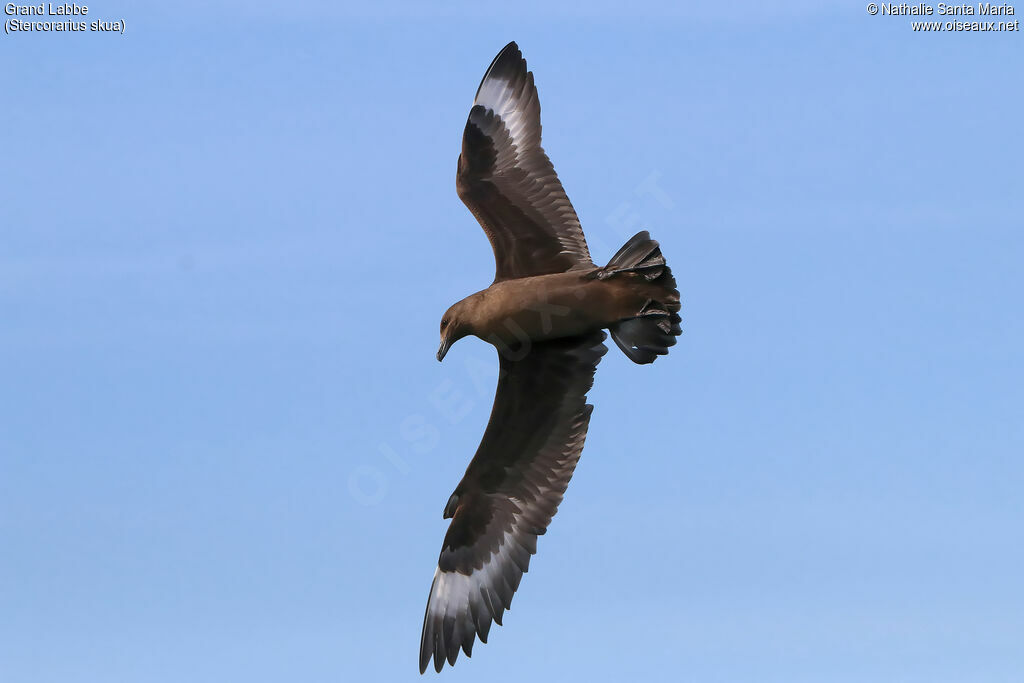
[419,331,607,673]
[457,41,593,282]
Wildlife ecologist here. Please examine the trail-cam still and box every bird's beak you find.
[437,337,451,362]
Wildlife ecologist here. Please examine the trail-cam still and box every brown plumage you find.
[420,41,681,674]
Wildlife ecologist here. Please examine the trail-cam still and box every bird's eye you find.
[441,318,449,328]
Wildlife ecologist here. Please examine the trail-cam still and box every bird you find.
[419,41,681,674]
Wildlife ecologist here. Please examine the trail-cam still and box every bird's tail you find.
[602,231,681,364]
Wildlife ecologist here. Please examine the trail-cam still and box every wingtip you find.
[474,41,526,100]
[418,640,430,675]
[418,629,431,674]
[499,40,520,57]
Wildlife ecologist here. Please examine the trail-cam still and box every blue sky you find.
[2,2,1022,681]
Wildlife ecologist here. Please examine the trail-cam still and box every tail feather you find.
[600,230,667,281]
[604,231,681,365]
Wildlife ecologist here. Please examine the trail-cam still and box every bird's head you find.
[437,302,473,362]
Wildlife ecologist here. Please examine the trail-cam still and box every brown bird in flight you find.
[420,41,681,673]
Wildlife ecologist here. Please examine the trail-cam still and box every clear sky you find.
[2,2,1022,681]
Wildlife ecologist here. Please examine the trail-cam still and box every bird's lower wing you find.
[419,331,608,673]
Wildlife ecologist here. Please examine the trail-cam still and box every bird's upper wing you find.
[457,41,593,282]
[419,331,607,673]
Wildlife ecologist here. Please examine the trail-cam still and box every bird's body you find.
[445,268,674,347]
[420,41,681,673]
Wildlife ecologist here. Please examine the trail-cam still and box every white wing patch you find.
[421,521,534,672]
[474,71,539,152]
